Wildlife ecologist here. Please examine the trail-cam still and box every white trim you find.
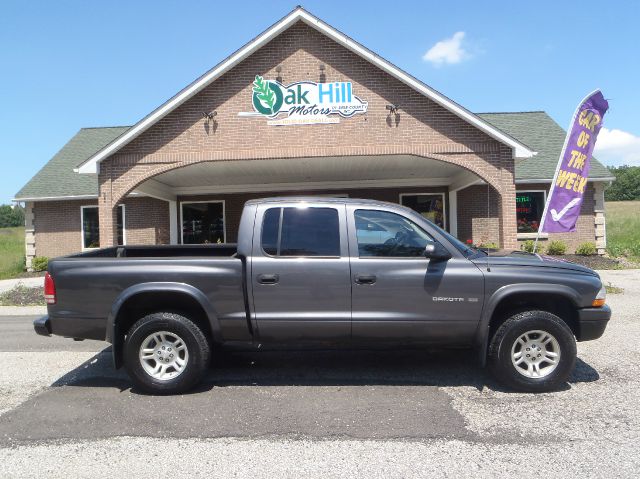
[172,177,453,196]
[169,201,178,244]
[179,200,226,245]
[76,7,535,175]
[516,190,546,239]
[515,177,615,184]
[80,204,126,250]
[399,192,447,231]
[448,190,457,237]
[12,191,147,202]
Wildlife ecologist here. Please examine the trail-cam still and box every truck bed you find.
[67,244,238,258]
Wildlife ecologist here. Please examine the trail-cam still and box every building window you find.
[181,201,225,244]
[400,193,446,229]
[81,205,125,249]
[516,191,546,233]
[260,207,341,257]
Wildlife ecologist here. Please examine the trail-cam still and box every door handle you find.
[258,274,279,285]
[355,274,376,285]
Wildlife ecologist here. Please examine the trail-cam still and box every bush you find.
[546,240,567,255]
[575,242,597,256]
[479,242,499,250]
[521,240,544,254]
[31,256,48,272]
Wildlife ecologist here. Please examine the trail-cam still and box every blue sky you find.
[2,0,639,203]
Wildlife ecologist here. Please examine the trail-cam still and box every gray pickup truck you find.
[35,197,611,394]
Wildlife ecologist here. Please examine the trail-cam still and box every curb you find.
[0,306,47,316]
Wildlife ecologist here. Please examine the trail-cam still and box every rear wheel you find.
[488,310,576,392]
[123,312,210,394]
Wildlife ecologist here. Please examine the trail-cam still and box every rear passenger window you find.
[261,208,280,255]
[261,207,340,257]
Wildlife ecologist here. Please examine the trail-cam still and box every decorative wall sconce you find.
[276,65,283,83]
[386,104,401,127]
[202,111,218,135]
[319,63,326,83]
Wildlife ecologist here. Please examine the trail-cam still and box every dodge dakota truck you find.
[34,197,611,394]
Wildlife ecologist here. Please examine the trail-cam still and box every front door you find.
[250,203,352,343]
[347,206,484,346]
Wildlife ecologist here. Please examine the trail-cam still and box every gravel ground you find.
[0,270,638,478]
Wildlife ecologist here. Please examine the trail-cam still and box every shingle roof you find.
[15,111,612,200]
[478,111,612,181]
[14,127,129,200]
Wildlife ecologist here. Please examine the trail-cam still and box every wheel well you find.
[489,293,579,339]
[112,291,213,368]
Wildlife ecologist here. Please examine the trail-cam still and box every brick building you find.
[15,7,612,268]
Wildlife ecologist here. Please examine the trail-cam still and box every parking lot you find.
[0,269,638,478]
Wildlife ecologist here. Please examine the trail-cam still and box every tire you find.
[488,310,576,393]
[123,312,211,394]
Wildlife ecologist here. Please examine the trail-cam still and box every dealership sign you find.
[240,75,368,125]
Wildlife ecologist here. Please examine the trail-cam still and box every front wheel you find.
[123,312,211,394]
[488,310,577,392]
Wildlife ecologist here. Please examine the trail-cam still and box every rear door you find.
[347,205,484,346]
[250,202,352,343]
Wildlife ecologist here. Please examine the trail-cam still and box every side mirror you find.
[424,240,452,261]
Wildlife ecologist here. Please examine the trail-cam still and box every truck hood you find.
[471,251,598,276]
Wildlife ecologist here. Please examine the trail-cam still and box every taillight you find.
[44,272,56,305]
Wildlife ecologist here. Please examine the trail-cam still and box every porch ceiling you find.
[148,155,472,195]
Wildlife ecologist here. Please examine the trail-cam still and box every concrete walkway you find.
[0,277,46,316]
[0,276,43,294]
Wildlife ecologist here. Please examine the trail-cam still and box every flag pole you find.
[533,89,601,254]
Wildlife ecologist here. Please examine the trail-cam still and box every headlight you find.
[592,285,606,307]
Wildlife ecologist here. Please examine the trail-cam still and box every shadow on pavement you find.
[50,346,600,395]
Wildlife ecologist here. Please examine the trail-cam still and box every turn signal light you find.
[591,286,606,308]
[44,272,56,305]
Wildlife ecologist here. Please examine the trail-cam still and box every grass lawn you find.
[606,201,640,261]
[0,227,25,280]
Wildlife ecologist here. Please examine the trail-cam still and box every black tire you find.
[488,310,576,393]
[123,312,211,394]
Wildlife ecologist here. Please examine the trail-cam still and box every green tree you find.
[605,166,640,201]
[0,205,25,228]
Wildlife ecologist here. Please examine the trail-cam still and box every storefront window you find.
[181,202,225,244]
[400,194,445,229]
[81,205,124,249]
[516,191,545,233]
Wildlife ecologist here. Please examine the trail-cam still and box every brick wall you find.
[33,197,169,258]
[96,20,518,249]
[456,185,501,246]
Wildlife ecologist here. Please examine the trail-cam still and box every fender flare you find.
[107,282,222,368]
[475,283,580,366]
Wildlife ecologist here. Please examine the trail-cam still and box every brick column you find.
[498,146,518,250]
[24,202,36,271]
[593,182,606,255]
[98,170,118,248]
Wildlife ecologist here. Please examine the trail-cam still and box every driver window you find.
[354,209,433,257]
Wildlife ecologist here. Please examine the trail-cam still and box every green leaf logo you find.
[253,75,276,114]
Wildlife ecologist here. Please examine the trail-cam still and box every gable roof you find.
[14,111,612,201]
[479,111,613,181]
[75,6,534,175]
[14,127,128,201]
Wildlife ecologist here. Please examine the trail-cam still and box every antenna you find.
[487,181,491,272]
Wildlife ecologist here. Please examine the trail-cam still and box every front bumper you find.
[33,315,52,336]
[575,304,611,341]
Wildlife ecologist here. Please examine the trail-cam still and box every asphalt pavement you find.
[0,270,638,477]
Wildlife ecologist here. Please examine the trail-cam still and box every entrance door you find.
[250,203,352,343]
[347,205,484,346]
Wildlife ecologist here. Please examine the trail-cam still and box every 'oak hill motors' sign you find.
[239,75,368,125]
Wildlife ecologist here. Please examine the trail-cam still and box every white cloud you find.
[423,32,470,66]
[594,127,640,166]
